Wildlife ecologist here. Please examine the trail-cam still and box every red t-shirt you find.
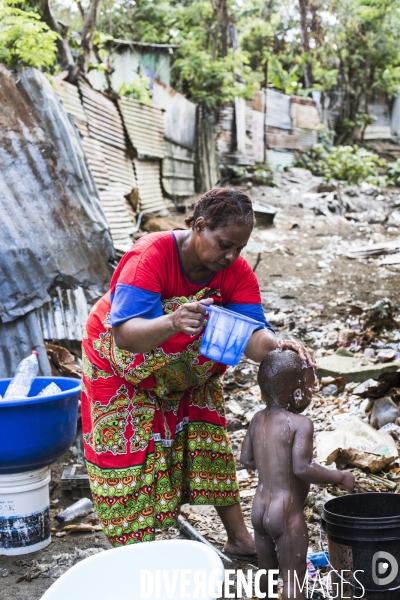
[110,231,272,331]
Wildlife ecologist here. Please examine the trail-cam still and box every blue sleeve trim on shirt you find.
[224,302,275,333]
[110,283,163,326]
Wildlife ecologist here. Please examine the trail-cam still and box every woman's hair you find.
[185,188,254,230]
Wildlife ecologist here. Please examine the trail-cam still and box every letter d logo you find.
[372,551,398,586]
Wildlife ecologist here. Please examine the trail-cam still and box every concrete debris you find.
[316,352,400,383]
[370,396,400,429]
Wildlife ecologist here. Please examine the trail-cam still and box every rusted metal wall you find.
[162,141,195,199]
[196,107,219,192]
[0,66,115,375]
[152,80,196,149]
[37,287,89,342]
[217,89,321,167]
[119,97,165,158]
[364,99,392,140]
[134,159,166,212]
[290,96,321,130]
[0,66,112,323]
[19,69,115,264]
[88,41,175,92]
[118,97,168,211]
[152,81,196,199]
[78,80,138,252]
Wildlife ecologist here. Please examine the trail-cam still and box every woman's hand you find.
[278,339,316,368]
[245,329,316,367]
[170,298,213,336]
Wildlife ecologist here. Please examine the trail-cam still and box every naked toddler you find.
[240,349,355,599]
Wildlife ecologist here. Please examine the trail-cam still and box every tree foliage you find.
[5,0,400,134]
[0,0,59,69]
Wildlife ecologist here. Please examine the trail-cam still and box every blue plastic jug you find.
[200,305,263,366]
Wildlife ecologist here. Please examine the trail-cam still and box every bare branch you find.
[28,0,76,73]
[80,0,105,73]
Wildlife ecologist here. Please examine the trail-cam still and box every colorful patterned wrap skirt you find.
[81,291,240,546]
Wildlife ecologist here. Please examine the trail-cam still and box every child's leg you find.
[254,529,279,594]
[274,513,308,600]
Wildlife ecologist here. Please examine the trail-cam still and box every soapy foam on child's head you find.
[258,349,315,412]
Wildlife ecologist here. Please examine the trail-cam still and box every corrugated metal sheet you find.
[290,96,320,130]
[162,140,195,198]
[99,185,136,248]
[217,105,236,162]
[0,310,51,377]
[266,90,292,130]
[267,127,302,150]
[217,103,255,166]
[235,97,247,155]
[19,69,115,267]
[266,150,295,170]
[76,80,138,252]
[245,105,255,165]
[118,97,165,158]
[37,287,89,341]
[253,91,264,113]
[217,105,251,165]
[0,65,113,324]
[266,127,317,152]
[80,80,126,150]
[392,91,400,137]
[364,126,392,140]
[197,106,219,192]
[88,43,174,92]
[298,129,318,150]
[365,102,392,139]
[81,136,110,190]
[252,109,264,163]
[53,78,88,137]
[3,287,91,377]
[134,159,167,212]
[152,80,196,150]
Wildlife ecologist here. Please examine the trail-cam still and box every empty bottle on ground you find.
[56,498,94,523]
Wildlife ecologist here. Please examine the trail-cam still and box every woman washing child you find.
[81,188,315,560]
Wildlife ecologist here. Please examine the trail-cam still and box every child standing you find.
[240,349,355,599]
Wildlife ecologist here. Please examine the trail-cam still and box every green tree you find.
[0,0,59,69]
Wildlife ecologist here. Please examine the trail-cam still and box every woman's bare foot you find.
[215,504,257,557]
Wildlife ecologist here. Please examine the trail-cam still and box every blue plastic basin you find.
[0,377,81,474]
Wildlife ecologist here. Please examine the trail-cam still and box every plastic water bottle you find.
[56,498,94,523]
[37,382,62,397]
[4,350,39,400]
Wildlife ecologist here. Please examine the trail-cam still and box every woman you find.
[81,188,314,560]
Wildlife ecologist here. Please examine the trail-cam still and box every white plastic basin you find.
[40,539,224,600]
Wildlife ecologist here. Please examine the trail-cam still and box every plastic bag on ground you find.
[315,418,398,473]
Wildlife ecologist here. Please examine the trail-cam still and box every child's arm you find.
[240,421,256,470]
[292,417,355,492]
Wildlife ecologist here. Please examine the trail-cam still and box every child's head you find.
[258,349,315,412]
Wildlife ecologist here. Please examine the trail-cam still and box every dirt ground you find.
[1,168,399,599]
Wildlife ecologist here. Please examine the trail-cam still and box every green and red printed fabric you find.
[81,232,271,546]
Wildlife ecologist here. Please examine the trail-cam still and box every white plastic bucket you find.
[0,467,51,555]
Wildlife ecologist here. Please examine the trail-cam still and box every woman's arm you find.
[244,329,316,366]
[244,328,279,362]
[113,299,213,353]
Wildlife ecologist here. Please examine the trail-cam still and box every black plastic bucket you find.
[322,493,400,599]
